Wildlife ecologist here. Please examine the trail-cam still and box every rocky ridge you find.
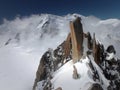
[33,17,120,90]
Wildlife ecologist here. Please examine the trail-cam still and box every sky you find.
[0,0,120,21]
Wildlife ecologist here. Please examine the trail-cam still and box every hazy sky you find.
[0,0,120,21]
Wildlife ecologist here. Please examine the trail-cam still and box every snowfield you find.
[0,14,120,90]
[52,58,94,90]
[0,45,40,90]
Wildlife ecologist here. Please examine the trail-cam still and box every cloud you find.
[0,14,70,55]
[0,14,120,57]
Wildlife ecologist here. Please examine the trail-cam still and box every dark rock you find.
[5,38,11,45]
[33,52,49,90]
[87,32,92,50]
[106,45,116,54]
[90,83,103,90]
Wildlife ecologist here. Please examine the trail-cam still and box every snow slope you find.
[0,45,40,90]
[52,57,94,90]
[0,14,70,90]
[0,14,120,90]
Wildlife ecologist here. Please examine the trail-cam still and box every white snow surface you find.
[0,14,120,90]
[106,52,115,60]
[0,45,40,90]
[52,58,95,90]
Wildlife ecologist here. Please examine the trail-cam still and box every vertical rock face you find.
[87,32,92,50]
[70,17,83,63]
[92,33,101,65]
[92,33,97,61]
[86,32,104,65]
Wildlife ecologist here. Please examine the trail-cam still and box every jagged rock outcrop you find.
[43,78,52,90]
[33,41,72,90]
[33,51,49,90]
[92,33,104,65]
[33,17,120,90]
[70,17,83,63]
[87,32,92,50]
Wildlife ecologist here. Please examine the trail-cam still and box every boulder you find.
[106,45,116,54]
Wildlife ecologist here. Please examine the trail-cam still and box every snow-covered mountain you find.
[0,14,70,54]
[0,14,120,90]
